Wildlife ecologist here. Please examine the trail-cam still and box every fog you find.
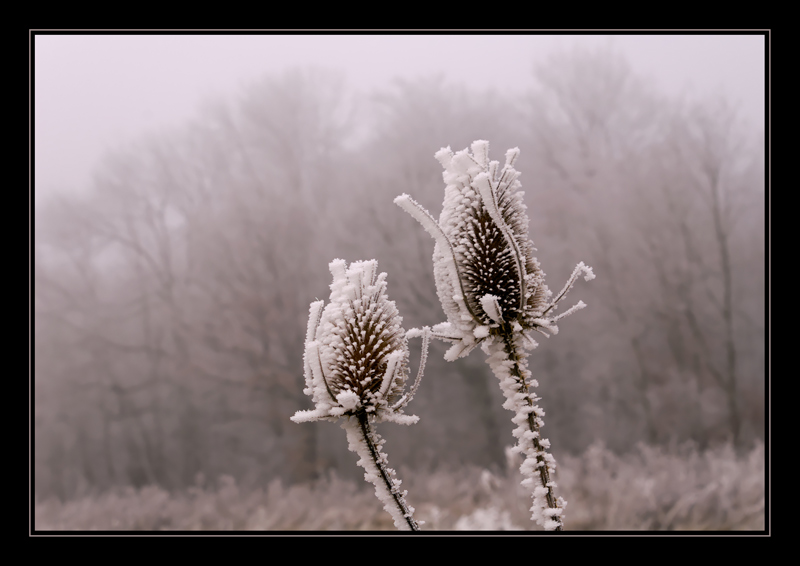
[34,34,764,201]
[33,33,767,530]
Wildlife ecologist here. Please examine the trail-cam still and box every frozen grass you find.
[35,441,764,531]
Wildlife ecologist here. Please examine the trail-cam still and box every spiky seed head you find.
[292,259,423,425]
[396,141,593,360]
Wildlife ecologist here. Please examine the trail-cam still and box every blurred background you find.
[33,33,767,530]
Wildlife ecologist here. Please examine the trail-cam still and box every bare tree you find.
[522,46,764,449]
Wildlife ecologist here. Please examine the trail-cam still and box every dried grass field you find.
[35,440,765,532]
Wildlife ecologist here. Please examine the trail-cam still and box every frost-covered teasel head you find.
[291,259,429,426]
[395,140,594,360]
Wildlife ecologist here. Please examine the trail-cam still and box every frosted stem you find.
[350,412,420,531]
[497,331,564,531]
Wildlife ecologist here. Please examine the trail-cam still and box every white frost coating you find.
[342,419,419,530]
[328,258,347,295]
[474,325,491,339]
[293,259,427,530]
[471,139,489,167]
[305,301,324,349]
[541,262,596,322]
[483,335,565,530]
[405,327,424,340]
[451,149,477,176]
[394,326,430,412]
[530,318,560,336]
[504,147,520,168]
[552,300,587,323]
[480,294,504,324]
[396,140,595,530]
[397,142,535,354]
[430,321,460,342]
[302,302,325,395]
[395,141,594,357]
[394,193,475,329]
[444,340,479,362]
[379,350,404,400]
[291,259,428,425]
[434,146,453,169]
[393,195,455,275]
[336,390,360,411]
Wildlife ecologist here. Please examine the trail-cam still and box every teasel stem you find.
[346,410,420,531]
[496,329,564,531]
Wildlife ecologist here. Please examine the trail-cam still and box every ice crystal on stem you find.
[395,141,593,530]
[291,259,429,530]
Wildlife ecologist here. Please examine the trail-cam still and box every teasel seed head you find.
[292,259,429,426]
[396,140,594,360]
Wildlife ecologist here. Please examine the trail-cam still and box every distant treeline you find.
[34,47,765,500]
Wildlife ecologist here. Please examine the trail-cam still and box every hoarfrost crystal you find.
[396,141,593,530]
[291,258,428,426]
[292,259,428,530]
[395,141,590,360]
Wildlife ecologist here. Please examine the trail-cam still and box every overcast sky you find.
[33,33,766,204]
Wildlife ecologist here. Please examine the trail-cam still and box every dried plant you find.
[395,140,594,530]
[291,259,430,530]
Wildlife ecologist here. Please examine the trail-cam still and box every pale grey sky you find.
[33,33,766,203]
